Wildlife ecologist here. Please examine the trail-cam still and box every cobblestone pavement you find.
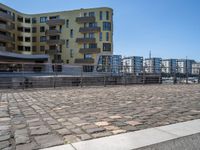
[1,84,200,149]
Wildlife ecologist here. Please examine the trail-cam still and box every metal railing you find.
[0,62,199,89]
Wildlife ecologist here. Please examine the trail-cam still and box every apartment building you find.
[0,3,113,72]
[144,58,161,74]
[161,59,177,74]
[192,62,200,75]
[122,56,143,74]
[177,59,195,74]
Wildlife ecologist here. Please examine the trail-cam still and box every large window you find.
[89,43,97,48]
[103,43,111,51]
[66,39,69,48]
[32,27,37,33]
[89,33,94,38]
[70,29,73,38]
[70,49,73,58]
[25,37,31,42]
[66,19,69,28]
[25,18,31,23]
[103,22,111,31]
[32,18,37,24]
[106,32,109,41]
[99,32,102,41]
[40,36,46,42]
[40,17,47,23]
[106,11,109,20]
[99,11,103,20]
[40,26,45,32]
[89,12,95,17]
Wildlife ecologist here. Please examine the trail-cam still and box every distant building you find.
[144,58,161,74]
[177,59,195,74]
[122,56,143,74]
[161,59,177,74]
[96,55,122,74]
[192,63,200,75]
[110,55,122,75]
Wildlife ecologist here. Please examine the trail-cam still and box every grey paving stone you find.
[34,134,64,148]
[0,141,10,149]
[30,125,50,135]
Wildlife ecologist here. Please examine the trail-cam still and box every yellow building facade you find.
[0,3,113,71]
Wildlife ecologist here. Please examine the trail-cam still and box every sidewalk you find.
[42,119,200,150]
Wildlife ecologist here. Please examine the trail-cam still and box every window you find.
[89,22,97,27]
[66,60,69,64]
[83,43,87,48]
[40,17,47,23]
[89,43,97,48]
[17,27,23,32]
[40,26,45,32]
[83,66,94,72]
[66,39,69,48]
[25,46,31,51]
[17,36,23,42]
[70,49,73,58]
[66,19,69,28]
[25,18,31,23]
[32,37,37,42]
[40,36,46,42]
[17,16,23,22]
[40,46,45,51]
[84,12,87,17]
[24,28,31,33]
[89,12,95,17]
[32,46,37,52]
[106,32,109,41]
[25,37,31,42]
[99,32,102,41]
[100,11,103,20]
[84,54,92,59]
[18,46,23,51]
[70,29,73,38]
[103,22,111,31]
[49,16,59,19]
[32,27,37,33]
[106,11,109,20]
[103,43,111,51]
[89,33,94,38]
[32,18,37,24]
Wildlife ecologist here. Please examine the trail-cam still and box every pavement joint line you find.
[70,143,78,150]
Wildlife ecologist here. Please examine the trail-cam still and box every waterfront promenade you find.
[0,84,200,149]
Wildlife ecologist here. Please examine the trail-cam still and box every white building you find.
[122,56,143,74]
[144,58,161,74]
[161,59,177,74]
[192,63,200,75]
[177,59,195,74]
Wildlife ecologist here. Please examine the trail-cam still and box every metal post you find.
[80,66,83,88]
[22,63,25,90]
[198,68,200,84]
[186,57,188,84]
[143,66,145,84]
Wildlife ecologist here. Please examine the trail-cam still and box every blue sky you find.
[1,0,200,60]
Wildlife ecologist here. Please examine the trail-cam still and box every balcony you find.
[76,16,95,24]
[76,38,96,43]
[46,19,65,26]
[0,24,13,31]
[79,48,100,54]
[79,27,101,33]
[46,39,65,45]
[75,58,94,64]
[46,29,61,36]
[0,12,13,22]
[0,34,13,43]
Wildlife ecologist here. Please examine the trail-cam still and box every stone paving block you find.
[30,125,50,135]
[16,142,39,150]
[34,134,64,148]
[56,128,71,136]
[64,135,81,144]
[0,141,10,149]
